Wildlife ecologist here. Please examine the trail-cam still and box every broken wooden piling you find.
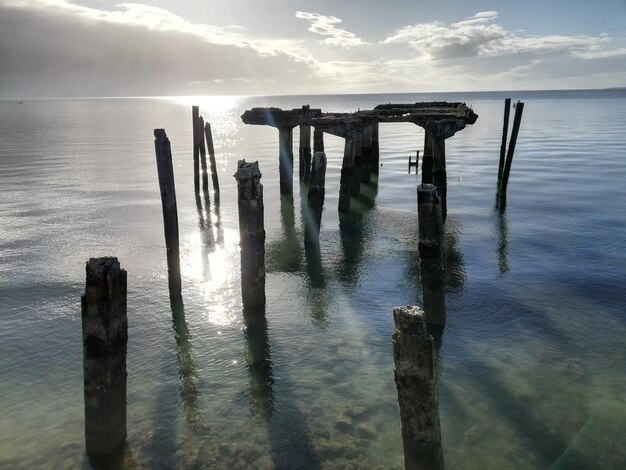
[432,136,447,220]
[421,131,434,185]
[360,124,374,182]
[498,101,524,203]
[198,116,209,191]
[392,306,444,470]
[305,151,327,246]
[299,124,312,183]
[497,98,512,192]
[371,122,380,173]
[81,257,128,456]
[339,133,357,212]
[204,122,220,197]
[313,127,324,154]
[192,106,200,193]
[278,127,294,194]
[235,160,266,307]
[154,128,182,299]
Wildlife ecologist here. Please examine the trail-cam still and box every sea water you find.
[1,90,625,469]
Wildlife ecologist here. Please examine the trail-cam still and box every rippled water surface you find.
[1,90,626,469]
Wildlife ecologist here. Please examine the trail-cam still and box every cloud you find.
[0,0,319,98]
[295,11,366,48]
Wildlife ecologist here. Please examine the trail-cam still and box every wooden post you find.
[497,98,512,191]
[198,116,209,191]
[351,132,363,195]
[204,122,220,197]
[421,130,434,185]
[81,257,127,456]
[360,124,373,182]
[305,151,327,246]
[154,129,182,299]
[313,127,324,154]
[235,160,266,307]
[392,306,444,470]
[278,126,294,194]
[417,184,446,327]
[338,133,357,212]
[192,106,200,194]
[299,124,312,183]
[432,136,447,220]
[371,122,380,174]
[498,101,524,200]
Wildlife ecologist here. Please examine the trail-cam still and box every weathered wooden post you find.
[351,132,363,195]
[360,124,374,182]
[432,136,447,219]
[204,122,220,197]
[154,128,182,299]
[305,151,327,246]
[392,306,444,470]
[421,130,434,185]
[339,133,357,212]
[192,106,200,194]
[278,126,294,194]
[313,127,324,154]
[371,122,380,173]
[497,98,512,192]
[417,184,446,327]
[198,116,209,191]
[498,101,524,204]
[299,124,312,183]
[81,257,128,456]
[235,160,266,307]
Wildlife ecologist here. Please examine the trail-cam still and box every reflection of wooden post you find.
[278,127,294,194]
[204,122,220,197]
[418,184,443,260]
[154,129,182,299]
[235,160,266,307]
[313,128,324,154]
[371,122,380,173]
[299,124,312,183]
[198,116,209,191]
[339,133,357,212]
[306,151,327,246]
[392,306,444,470]
[192,106,200,193]
[82,257,127,456]
[421,130,434,185]
[497,98,511,192]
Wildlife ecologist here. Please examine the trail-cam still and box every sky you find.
[1,0,625,98]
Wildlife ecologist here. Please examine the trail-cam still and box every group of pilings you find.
[496,99,525,209]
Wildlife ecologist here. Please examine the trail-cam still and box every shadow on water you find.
[266,193,302,272]
[242,306,321,469]
[442,216,466,293]
[86,442,138,470]
[493,209,509,274]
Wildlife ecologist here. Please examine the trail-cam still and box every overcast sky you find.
[1,0,625,98]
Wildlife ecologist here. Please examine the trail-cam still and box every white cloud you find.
[295,11,367,48]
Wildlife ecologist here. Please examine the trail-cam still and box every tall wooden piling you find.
[313,127,324,154]
[371,122,380,173]
[299,124,312,183]
[351,132,363,196]
[204,122,220,197]
[235,160,266,307]
[192,106,200,193]
[305,151,327,246]
[278,127,294,194]
[339,133,357,212]
[360,124,373,182]
[432,137,447,219]
[154,128,182,299]
[392,306,444,470]
[81,257,128,456]
[497,98,512,192]
[198,116,209,191]
[498,101,524,201]
[421,131,434,184]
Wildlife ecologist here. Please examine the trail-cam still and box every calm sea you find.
[1,90,625,469]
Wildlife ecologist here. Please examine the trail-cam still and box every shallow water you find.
[1,90,625,469]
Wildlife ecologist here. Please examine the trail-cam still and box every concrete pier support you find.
[299,124,312,183]
[81,257,128,456]
[305,151,327,247]
[339,133,357,212]
[278,127,294,194]
[351,132,363,196]
[432,137,447,219]
[371,122,380,174]
[392,306,444,470]
[235,160,266,307]
[421,131,434,185]
[360,124,373,182]
[313,127,324,154]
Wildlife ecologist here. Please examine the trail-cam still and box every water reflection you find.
[493,210,509,274]
[195,189,216,252]
[266,193,302,272]
[442,216,466,293]
[338,211,366,283]
[243,306,275,419]
[86,442,137,470]
[170,297,200,426]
